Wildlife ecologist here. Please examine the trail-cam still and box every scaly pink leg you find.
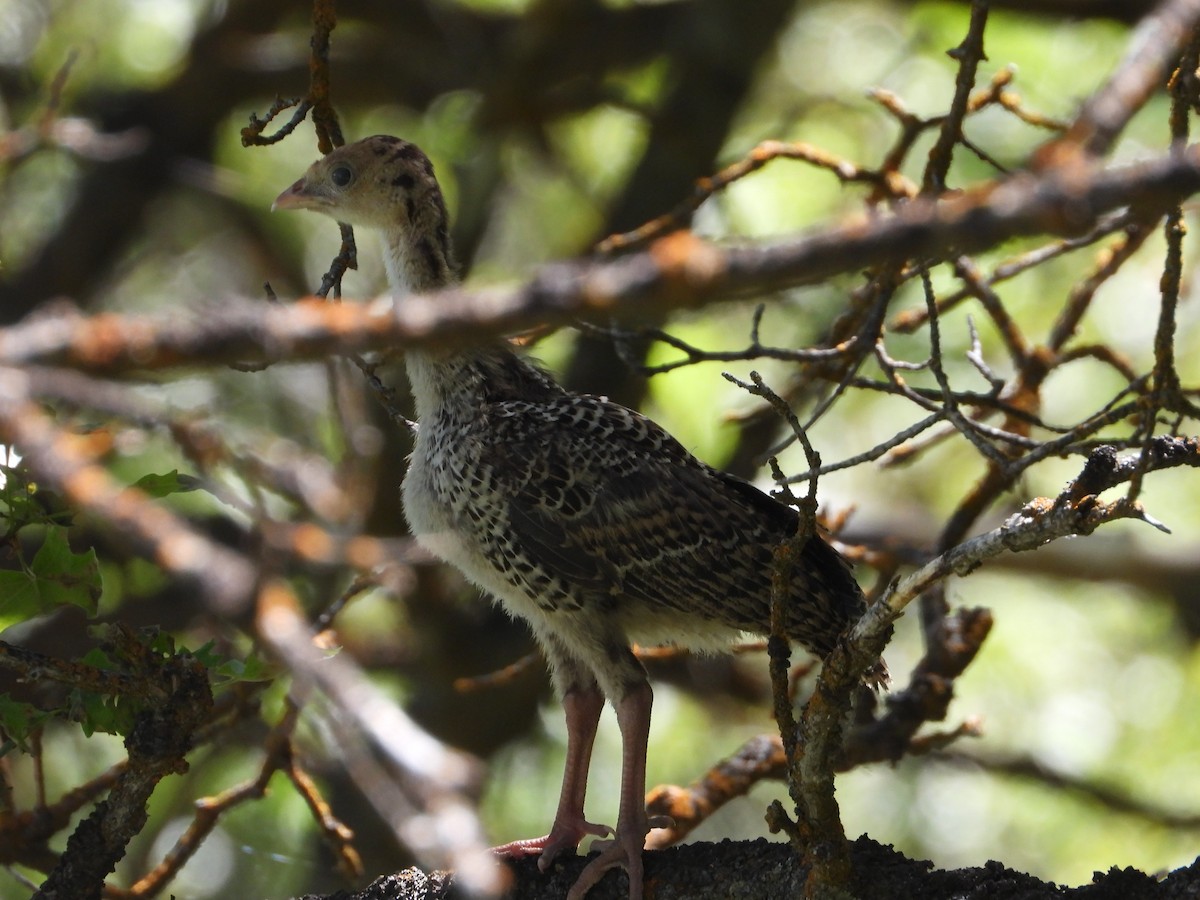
[566,681,670,900]
[493,683,613,866]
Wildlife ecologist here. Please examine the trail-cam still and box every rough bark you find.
[293,837,1200,900]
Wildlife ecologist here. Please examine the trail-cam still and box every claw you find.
[566,829,646,900]
[492,818,613,868]
[587,815,673,856]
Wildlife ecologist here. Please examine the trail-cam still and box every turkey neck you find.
[377,203,508,422]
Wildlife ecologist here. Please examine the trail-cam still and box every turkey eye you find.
[331,165,352,187]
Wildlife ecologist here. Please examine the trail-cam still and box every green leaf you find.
[212,654,271,684]
[147,629,176,657]
[0,528,101,632]
[81,646,115,670]
[133,470,201,498]
[29,527,102,616]
[193,641,272,685]
[235,653,270,682]
[71,689,134,738]
[0,695,49,753]
[0,569,41,633]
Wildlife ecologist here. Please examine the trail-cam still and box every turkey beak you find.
[272,177,327,212]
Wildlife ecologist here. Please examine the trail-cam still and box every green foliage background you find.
[1,1,1198,897]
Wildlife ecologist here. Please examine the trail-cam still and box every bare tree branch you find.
[2,148,1200,376]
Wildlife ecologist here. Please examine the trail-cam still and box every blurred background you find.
[1,0,1198,897]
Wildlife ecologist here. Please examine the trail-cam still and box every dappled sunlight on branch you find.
[4,1,1200,898]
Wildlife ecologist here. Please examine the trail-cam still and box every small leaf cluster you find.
[0,462,266,753]
[0,461,101,632]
